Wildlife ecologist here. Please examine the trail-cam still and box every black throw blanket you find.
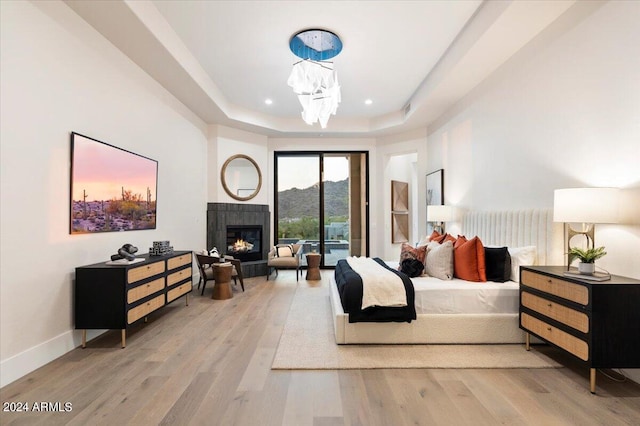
[334,257,416,323]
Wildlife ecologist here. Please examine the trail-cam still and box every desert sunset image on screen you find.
[70,133,158,234]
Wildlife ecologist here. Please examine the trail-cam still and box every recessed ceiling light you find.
[265,99,273,105]
[364,99,373,105]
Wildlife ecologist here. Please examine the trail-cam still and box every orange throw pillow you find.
[454,236,487,282]
[428,230,441,241]
[433,232,456,244]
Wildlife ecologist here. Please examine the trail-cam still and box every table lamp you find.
[427,205,455,234]
[553,188,619,269]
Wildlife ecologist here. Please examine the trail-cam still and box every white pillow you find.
[508,246,537,282]
[424,241,454,280]
[275,244,294,257]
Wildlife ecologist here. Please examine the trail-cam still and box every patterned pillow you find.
[399,242,428,269]
[424,241,454,280]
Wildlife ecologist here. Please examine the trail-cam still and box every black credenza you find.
[75,251,192,348]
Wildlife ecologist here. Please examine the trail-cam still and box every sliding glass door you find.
[275,151,368,268]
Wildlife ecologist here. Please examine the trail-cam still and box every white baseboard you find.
[0,328,105,388]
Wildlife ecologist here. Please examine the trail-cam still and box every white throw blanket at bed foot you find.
[346,256,407,309]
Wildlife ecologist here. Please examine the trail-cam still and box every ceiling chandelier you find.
[287,29,342,129]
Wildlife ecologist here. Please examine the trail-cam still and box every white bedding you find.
[387,261,519,315]
[413,276,519,314]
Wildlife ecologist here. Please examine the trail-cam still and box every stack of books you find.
[563,270,611,281]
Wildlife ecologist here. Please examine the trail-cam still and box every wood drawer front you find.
[168,254,191,270]
[521,270,588,305]
[521,313,589,361]
[167,282,192,302]
[128,261,165,284]
[127,295,165,324]
[167,267,191,287]
[127,278,165,304]
[521,291,589,333]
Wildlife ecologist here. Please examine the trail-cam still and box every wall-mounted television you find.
[70,132,158,234]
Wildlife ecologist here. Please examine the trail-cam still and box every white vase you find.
[578,262,595,275]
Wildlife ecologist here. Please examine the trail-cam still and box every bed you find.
[330,209,563,344]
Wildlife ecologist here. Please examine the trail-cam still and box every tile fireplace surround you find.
[207,203,270,277]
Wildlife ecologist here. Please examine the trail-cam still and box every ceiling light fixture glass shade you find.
[288,29,342,129]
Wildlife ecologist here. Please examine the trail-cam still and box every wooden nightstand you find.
[519,265,640,393]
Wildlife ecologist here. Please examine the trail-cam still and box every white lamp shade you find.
[427,205,455,222]
[553,188,619,224]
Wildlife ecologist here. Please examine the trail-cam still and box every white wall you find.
[377,129,429,260]
[427,0,640,382]
[385,154,417,259]
[0,1,208,387]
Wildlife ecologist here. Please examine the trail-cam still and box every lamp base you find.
[565,223,594,270]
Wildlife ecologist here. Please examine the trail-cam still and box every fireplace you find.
[226,225,262,262]
[208,203,269,277]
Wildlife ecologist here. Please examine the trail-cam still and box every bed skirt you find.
[329,276,528,344]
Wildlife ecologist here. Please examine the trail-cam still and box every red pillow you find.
[454,236,487,282]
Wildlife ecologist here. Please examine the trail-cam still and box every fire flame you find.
[232,239,253,252]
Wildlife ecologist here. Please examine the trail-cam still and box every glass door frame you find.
[274,150,370,269]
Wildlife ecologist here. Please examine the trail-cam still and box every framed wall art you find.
[391,212,409,243]
[70,132,158,234]
[391,180,409,243]
[391,180,409,211]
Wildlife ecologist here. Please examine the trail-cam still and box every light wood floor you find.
[2,271,639,425]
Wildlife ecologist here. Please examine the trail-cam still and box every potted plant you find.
[568,246,607,275]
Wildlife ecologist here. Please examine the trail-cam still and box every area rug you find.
[272,285,561,370]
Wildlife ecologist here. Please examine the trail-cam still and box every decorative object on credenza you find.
[568,246,607,275]
[70,132,158,234]
[105,243,143,265]
[553,187,619,270]
[426,169,444,234]
[150,240,173,256]
[109,243,138,261]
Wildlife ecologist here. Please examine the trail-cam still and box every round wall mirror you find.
[220,154,262,201]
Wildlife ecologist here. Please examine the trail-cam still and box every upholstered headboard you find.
[461,209,563,266]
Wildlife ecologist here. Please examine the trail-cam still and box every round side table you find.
[306,253,322,280]
[212,262,233,300]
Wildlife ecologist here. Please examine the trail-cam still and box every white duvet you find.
[387,261,519,315]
